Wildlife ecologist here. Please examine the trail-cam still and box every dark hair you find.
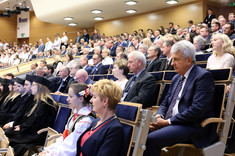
[120,53,128,60]
[69,83,91,106]
[6,73,14,79]
[226,22,234,30]
[67,53,74,61]
[165,40,174,47]
[213,22,221,29]
[0,81,9,102]
[188,20,193,24]
[169,22,174,25]
[46,64,54,74]
[188,33,195,43]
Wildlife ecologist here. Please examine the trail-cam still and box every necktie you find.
[91,66,97,74]
[57,80,64,92]
[165,76,185,119]
[121,76,137,101]
[164,59,169,70]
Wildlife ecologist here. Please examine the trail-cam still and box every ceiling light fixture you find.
[166,0,178,5]
[68,23,77,26]
[126,9,136,14]
[91,9,102,14]
[94,17,104,21]
[125,1,137,5]
[0,0,8,4]
[64,17,73,21]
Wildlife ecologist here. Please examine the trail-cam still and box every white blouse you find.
[206,53,235,69]
[44,106,94,156]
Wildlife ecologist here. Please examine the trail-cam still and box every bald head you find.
[75,69,88,83]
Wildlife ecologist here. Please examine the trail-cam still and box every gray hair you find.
[141,44,148,51]
[171,40,196,63]
[193,35,206,50]
[128,51,146,65]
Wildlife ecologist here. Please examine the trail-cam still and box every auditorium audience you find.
[63,53,75,68]
[77,79,124,156]
[207,33,235,69]
[143,40,217,156]
[80,56,93,75]
[53,55,63,76]
[39,83,95,156]
[112,59,129,90]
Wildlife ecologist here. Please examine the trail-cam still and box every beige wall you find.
[0,13,17,43]
[95,1,204,36]
[29,12,94,44]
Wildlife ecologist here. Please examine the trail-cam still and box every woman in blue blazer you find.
[77,79,124,156]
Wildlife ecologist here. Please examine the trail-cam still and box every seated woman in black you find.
[77,79,124,156]
[5,75,57,156]
[0,78,10,106]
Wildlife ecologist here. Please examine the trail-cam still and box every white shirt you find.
[45,41,53,51]
[102,56,113,65]
[171,65,194,118]
[207,53,235,69]
[61,36,68,45]
[44,106,94,156]
[3,43,9,50]
[53,38,61,50]
[115,79,128,90]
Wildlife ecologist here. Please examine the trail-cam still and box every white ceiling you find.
[0,0,229,28]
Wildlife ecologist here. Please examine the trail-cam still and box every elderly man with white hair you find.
[143,40,216,156]
[121,51,157,108]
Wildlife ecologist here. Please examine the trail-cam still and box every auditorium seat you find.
[0,146,14,156]
[195,53,211,62]
[93,74,107,81]
[115,101,153,156]
[107,74,118,81]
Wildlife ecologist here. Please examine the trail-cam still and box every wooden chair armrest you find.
[47,134,62,142]
[37,128,49,134]
[201,118,223,127]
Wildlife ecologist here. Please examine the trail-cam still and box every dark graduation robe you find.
[5,98,57,156]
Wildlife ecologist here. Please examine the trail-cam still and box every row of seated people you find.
[0,41,234,155]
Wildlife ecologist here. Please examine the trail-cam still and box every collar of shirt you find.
[73,105,92,115]
[183,64,194,80]
[135,68,145,78]
[63,76,68,81]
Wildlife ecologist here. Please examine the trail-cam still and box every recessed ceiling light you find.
[91,9,102,14]
[0,0,8,4]
[94,17,104,21]
[68,23,77,26]
[64,17,73,21]
[166,0,178,5]
[126,9,136,14]
[125,1,137,5]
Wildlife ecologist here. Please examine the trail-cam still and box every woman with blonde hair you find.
[77,79,124,156]
[207,33,235,69]
[101,48,113,65]
[5,75,57,156]
[39,83,95,156]
[143,38,153,48]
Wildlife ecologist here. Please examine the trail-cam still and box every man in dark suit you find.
[38,39,45,53]
[75,31,82,44]
[169,22,176,34]
[91,54,107,75]
[122,51,157,108]
[203,8,216,28]
[143,40,217,156]
[146,45,162,72]
[80,56,93,75]
[83,29,90,43]
[159,40,175,71]
[56,66,72,93]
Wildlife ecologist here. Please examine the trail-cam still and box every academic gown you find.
[6,99,57,156]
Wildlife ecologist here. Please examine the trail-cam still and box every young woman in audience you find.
[53,55,63,76]
[101,48,113,65]
[39,83,95,156]
[112,59,129,90]
[5,76,57,156]
[77,79,124,156]
[207,33,235,69]
[63,53,75,68]
[185,33,195,43]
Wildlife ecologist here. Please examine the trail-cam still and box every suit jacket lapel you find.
[180,65,197,98]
